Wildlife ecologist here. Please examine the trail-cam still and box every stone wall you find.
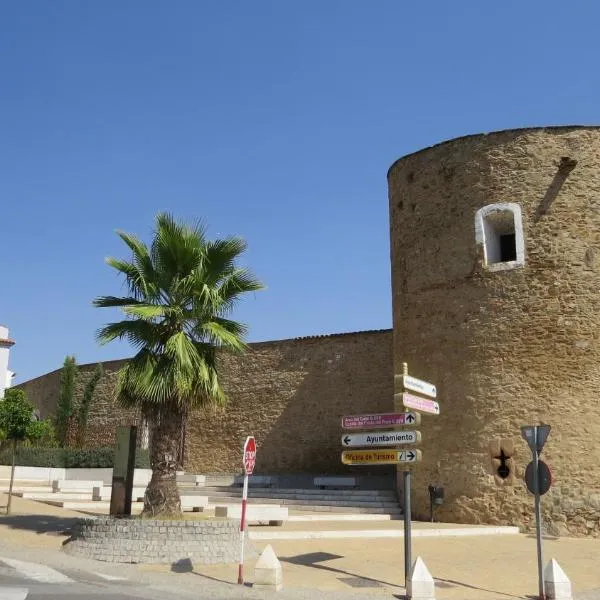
[65,517,244,564]
[388,126,600,537]
[21,359,141,447]
[19,330,394,476]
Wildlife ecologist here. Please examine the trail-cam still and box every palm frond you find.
[96,320,160,350]
[122,304,166,320]
[96,212,262,413]
[92,296,143,308]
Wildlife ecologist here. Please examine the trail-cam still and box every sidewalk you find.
[1,492,600,599]
[0,492,81,549]
[191,534,600,599]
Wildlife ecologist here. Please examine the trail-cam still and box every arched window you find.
[475,203,525,270]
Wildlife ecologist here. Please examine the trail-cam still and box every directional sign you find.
[399,392,440,415]
[341,449,422,465]
[521,425,551,454]
[342,430,421,448]
[342,412,420,430]
[402,375,437,398]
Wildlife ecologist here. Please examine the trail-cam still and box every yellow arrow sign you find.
[341,449,422,465]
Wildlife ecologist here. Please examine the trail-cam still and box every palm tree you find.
[93,213,263,516]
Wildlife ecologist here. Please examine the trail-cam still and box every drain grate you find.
[338,576,383,588]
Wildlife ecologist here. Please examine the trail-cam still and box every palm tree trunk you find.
[142,407,182,517]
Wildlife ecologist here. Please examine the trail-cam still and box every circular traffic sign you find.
[525,460,551,495]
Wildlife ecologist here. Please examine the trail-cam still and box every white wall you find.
[0,325,14,399]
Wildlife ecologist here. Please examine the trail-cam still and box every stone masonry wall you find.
[19,331,394,476]
[65,517,243,564]
[20,359,141,447]
[388,126,600,537]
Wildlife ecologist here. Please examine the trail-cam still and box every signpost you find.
[521,425,551,600]
[342,412,420,429]
[342,431,421,447]
[340,363,438,593]
[238,436,256,585]
[399,392,440,415]
[341,449,422,465]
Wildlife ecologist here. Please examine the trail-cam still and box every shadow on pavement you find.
[433,577,522,598]
[171,558,251,587]
[0,513,77,536]
[280,552,401,590]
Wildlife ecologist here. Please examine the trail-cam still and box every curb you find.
[248,526,520,540]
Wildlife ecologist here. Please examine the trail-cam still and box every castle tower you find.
[388,126,600,535]
[0,325,15,399]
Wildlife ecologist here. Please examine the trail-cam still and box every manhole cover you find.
[338,577,382,588]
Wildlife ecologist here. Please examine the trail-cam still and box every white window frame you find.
[475,203,525,271]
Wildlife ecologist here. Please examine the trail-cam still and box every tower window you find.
[475,204,525,271]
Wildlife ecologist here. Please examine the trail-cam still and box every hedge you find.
[0,446,150,469]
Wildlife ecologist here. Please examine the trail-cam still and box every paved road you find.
[0,557,198,600]
[0,555,408,600]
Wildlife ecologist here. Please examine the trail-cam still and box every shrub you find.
[0,446,150,469]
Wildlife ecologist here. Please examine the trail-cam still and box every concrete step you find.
[282,504,403,515]
[204,495,400,510]
[12,492,93,500]
[199,488,398,503]
[200,486,397,498]
[0,486,53,493]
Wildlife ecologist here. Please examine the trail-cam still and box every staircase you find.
[196,484,402,516]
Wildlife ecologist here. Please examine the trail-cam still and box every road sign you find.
[341,449,422,465]
[342,412,420,430]
[401,375,437,398]
[399,392,440,415]
[341,430,421,448]
[243,436,256,475]
[521,425,551,454]
[525,460,552,495]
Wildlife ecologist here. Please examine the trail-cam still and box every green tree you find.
[55,355,77,446]
[93,213,263,516]
[76,363,104,447]
[0,389,50,514]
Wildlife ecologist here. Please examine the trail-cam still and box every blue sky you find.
[2,1,599,382]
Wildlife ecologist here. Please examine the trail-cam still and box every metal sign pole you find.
[403,468,411,589]
[237,472,249,585]
[533,426,545,600]
[402,363,412,591]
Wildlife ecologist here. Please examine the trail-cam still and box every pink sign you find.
[402,392,440,415]
[342,412,419,430]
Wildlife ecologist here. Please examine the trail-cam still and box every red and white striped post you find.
[237,436,256,585]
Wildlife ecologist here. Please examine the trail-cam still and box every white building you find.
[0,325,15,399]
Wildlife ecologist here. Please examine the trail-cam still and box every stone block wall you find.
[19,330,394,476]
[65,517,243,564]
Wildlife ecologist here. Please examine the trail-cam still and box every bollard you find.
[407,556,435,600]
[253,544,282,591]
[544,558,572,600]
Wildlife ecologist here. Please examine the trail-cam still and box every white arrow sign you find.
[341,431,421,448]
[401,375,436,398]
[398,450,421,463]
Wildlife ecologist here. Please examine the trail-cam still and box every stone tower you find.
[388,126,600,535]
